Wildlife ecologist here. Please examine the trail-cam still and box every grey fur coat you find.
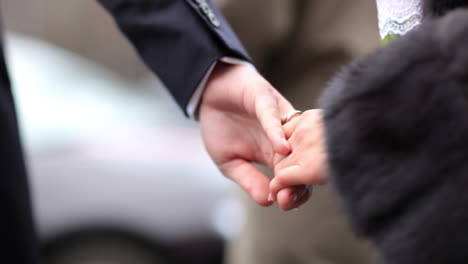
[320,1,468,263]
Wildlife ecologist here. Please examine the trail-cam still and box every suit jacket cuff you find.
[186,57,256,119]
[97,0,253,116]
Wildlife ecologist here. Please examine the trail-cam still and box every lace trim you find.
[376,0,423,39]
[380,13,422,37]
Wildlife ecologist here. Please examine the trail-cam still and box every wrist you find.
[199,62,255,114]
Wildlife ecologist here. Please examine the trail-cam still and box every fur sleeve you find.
[424,0,468,17]
[320,9,468,264]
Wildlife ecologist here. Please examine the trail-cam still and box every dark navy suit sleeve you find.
[96,0,252,114]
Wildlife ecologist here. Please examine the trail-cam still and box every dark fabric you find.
[424,0,468,16]
[96,0,251,115]
[320,9,468,264]
[0,1,250,263]
[0,49,39,263]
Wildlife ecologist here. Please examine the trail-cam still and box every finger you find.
[284,109,323,139]
[222,159,274,207]
[283,115,302,139]
[272,88,295,115]
[276,185,311,211]
[276,187,297,210]
[270,163,327,198]
[288,185,312,210]
[255,89,291,156]
[273,152,287,167]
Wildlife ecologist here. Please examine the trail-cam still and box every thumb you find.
[221,159,274,207]
[255,87,293,156]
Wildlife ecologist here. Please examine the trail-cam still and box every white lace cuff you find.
[376,0,423,39]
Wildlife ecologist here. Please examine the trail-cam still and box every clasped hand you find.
[199,63,327,210]
[270,109,328,211]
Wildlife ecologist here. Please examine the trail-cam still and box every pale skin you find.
[199,62,297,206]
[271,109,329,210]
[198,62,327,209]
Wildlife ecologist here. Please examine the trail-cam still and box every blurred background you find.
[1,1,380,264]
[3,0,245,264]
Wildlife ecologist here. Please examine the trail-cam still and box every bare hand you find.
[199,62,294,206]
[271,109,328,210]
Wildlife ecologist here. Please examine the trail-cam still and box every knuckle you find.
[306,161,327,185]
[303,109,322,124]
[293,128,309,141]
[273,166,283,179]
[267,123,282,132]
[315,169,329,185]
[254,79,274,94]
[261,81,275,92]
[302,110,315,118]
[256,199,271,207]
[311,173,327,185]
[269,180,278,193]
[316,175,328,185]
[242,181,253,194]
[274,172,288,186]
[273,154,286,166]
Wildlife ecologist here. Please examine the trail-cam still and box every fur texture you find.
[424,0,468,17]
[320,9,468,264]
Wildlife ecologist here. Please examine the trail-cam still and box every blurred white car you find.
[5,32,245,264]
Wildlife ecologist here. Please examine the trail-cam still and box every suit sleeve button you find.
[207,11,221,27]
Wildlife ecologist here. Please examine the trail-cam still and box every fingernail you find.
[289,193,299,209]
[268,193,275,202]
[289,188,309,210]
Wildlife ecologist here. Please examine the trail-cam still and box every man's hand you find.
[199,62,294,206]
[271,109,328,210]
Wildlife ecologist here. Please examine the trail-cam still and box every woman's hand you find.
[270,109,329,210]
